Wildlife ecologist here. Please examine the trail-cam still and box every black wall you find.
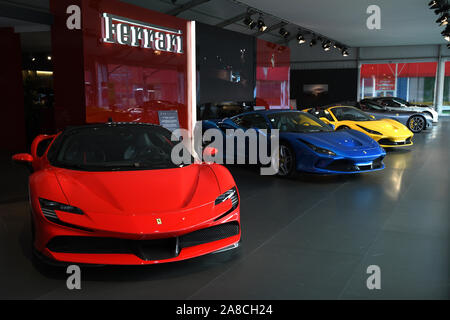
[196,22,256,105]
[291,68,358,108]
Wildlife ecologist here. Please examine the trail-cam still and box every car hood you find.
[356,120,411,135]
[282,130,379,152]
[52,164,220,215]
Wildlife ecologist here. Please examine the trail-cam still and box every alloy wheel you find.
[409,116,425,133]
[278,145,293,176]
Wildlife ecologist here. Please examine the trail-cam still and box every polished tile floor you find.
[0,120,448,299]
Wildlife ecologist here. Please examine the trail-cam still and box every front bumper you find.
[375,136,413,148]
[296,151,385,175]
[431,111,439,123]
[32,200,241,265]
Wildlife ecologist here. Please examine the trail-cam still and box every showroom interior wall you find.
[0,28,27,152]
[255,39,290,109]
[50,0,193,132]
[289,43,450,113]
[196,23,290,120]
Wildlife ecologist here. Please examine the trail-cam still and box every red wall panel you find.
[255,39,290,109]
[50,0,189,130]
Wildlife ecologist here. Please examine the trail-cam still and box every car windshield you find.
[268,112,333,133]
[392,98,409,106]
[364,101,385,110]
[331,107,374,121]
[49,125,187,171]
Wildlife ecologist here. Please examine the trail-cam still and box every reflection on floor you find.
[0,120,448,299]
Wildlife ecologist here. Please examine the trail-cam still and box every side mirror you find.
[12,153,34,172]
[12,153,33,164]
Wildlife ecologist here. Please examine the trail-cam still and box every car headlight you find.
[39,198,84,219]
[357,125,382,135]
[302,141,336,156]
[215,187,239,210]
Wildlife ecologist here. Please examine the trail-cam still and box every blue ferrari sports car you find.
[202,110,386,177]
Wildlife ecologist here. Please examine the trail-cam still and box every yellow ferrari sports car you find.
[305,106,414,148]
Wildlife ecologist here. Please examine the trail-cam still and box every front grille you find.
[179,222,240,249]
[378,138,412,146]
[323,159,354,172]
[372,157,384,169]
[46,222,240,260]
[322,156,384,172]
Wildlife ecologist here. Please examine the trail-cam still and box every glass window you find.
[36,138,54,157]
[359,100,385,111]
[233,114,269,129]
[49,125,185,171]
[306,108,334,121]
[360,62,437,106]
[330,107,373,122]
[442,61,450,115]
[268,112,332,133]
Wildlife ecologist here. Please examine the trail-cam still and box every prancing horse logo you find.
[156,218,162,225]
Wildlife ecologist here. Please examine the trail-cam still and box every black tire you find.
[407,115,425,133]
[337,125,350,130]
[277,143,296,178]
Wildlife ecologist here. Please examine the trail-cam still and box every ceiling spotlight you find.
[342,48,349,56]
[31,57,36,62]
[429,0,441,9]
[334,43,343,51]
[279,28,290,38]
[309,37,317,47]
[243,14,256,29]
[322,40,332,51]
[257,16,267,32]
[447,43,450,48]
[442,25,450,40]
[296,33,306,44]
[436,13,449,26]
[47,55,52,61]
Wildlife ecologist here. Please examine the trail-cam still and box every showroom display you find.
[12,123,241,265]
[1,0,449,303]
[370,97,439,123]
[305,106,414,148]
[203,110,386,177]
[339,100,433,133]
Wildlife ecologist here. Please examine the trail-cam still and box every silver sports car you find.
[370,97,438,123]
[357,99,433,133]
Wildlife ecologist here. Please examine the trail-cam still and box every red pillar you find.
[0,28,26,152]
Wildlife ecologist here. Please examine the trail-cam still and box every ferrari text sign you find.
[101,13,183,54]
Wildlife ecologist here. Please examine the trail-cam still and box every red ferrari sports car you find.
[12,123,241,265]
